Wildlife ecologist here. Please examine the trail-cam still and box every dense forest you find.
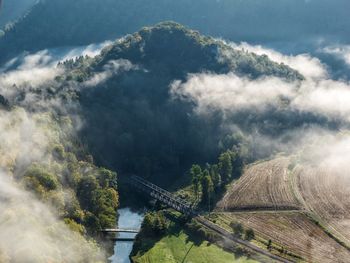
[25,22,336,189]
[1,0,349,261]
[0,0,349,64]
[0,0,349,259]
[0,21,344,261]
[67,22,306,185]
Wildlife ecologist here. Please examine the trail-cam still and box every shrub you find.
[64,218,86,235]
[142,211,169,237]
[230,222,243,237]
[24,165,59,191]
[244,228,255,241]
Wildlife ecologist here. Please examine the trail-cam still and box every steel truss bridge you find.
[129,175,292,263]
[130,175,195,216]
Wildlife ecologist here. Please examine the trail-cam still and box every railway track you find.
[196,216,294,263]
[130,175,294,263]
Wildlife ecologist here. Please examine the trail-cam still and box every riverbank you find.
[130,212,257,263]
[109,208,145,263]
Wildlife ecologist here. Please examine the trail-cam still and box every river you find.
[109,208,144,263]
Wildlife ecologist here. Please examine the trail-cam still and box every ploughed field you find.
[217,158,300,211]
[215,157,350,262]
[296,166,350,246]
[214,212,350,263]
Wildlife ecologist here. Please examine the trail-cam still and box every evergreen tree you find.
[244,228,255,240]
[201,170,214,208]
[190,164,202,201]
[267,239,272,251]
[230,222,243,237]
[209,164,222,191]
[218,151,233,183]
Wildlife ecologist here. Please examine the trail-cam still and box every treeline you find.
[1,0,349,63]
[189,149,243,209]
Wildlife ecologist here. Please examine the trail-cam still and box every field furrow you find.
[217,157,300,211]
[296,166,350,246]
[215,212,350,263]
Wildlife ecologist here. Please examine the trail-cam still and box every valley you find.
[0,1,350,262]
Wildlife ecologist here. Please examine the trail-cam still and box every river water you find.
[109,208,144,263]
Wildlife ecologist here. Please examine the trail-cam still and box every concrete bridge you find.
[102,228,139,242]
[102,228,139,233]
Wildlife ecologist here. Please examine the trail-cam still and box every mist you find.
[171,41,350,160]
[1,4,350,259]
[0,172,105,263]
[0,43,113,262]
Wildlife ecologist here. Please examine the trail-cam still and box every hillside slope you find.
[0,0,349,64]
[62,22,303,185]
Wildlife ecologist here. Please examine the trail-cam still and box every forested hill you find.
[92,22,302,80]
[0,0,349,64]
[59,22,305,186]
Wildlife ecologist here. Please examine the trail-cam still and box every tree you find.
[267,239,272,251]
[244,228,255,240]
[230,222,243,237]
[142,212,168,236]
[190,164,202,201]
[201,170,214,208]
[209,164,222,191]
[218,151,233,183]
[98,168,117,188]
[24,165,59,192]
[84,212,101,234]
[77,175,100,211]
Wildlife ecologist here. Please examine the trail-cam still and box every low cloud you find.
[322,45,350,67]
[0,109,49,173]
[171,73,350,122]
[0,106,105,262]
[0,44,110,262]
[171,42,350,168]
[172,42,350,123]
[231,42,329,80]
[0,51,63,98]
[292,79,350,121]
[171,73,295,114]
[0,40,112,98]
[84,59,138,87]
[61,41,113,61]
[0,172,105,262]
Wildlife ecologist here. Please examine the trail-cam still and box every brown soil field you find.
[296,166,350,246]
[215,212,350,263]
[217,157,301,211]
[215,156,350,262]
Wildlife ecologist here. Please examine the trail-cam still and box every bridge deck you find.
[131,175,194,215]
[102,228,139,233]
[111,237,136,242]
